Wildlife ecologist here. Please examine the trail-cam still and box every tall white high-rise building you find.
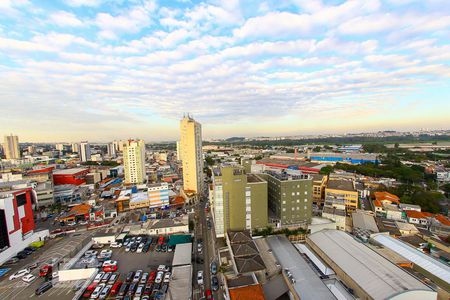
[107,142,116,158]
[80,141,91,162]
[180,115,203,193]
[123,139,146,184]
[55,143,65,151]
[4,134,20,159]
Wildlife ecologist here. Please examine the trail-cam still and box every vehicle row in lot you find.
[85,265,172,300]
[5,245,42,263]
[121,235,174,253]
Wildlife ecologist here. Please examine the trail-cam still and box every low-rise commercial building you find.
[53,168,89,186]
[325,179,358,215]
[307,230,436,300]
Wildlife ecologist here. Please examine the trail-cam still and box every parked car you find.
[197,271,204,285]
[134,284,144,297]
[9,268,30,280]
[101,272,111,283]
[148,271,156,283]
[108,273,118,284]
[27,262,39,270]
[110,281,122,296]
[22,274,36,283]
[98,285,111,299]
[133,270,143,283]
[125,271,134,283]
[211,276,219,291]
[140,272,149,284]
[94,272,105,283]
[137,243,145,253]
[17,251,28,259]
[211,262,217,275]
[102,260,117,267]
[118,282,129,296]
[99,249,112,258]
[205,289,214,300]
[85,250,98,257]
[78,220,88,225]
[155,271,164,284]
[110,242,122,248]
[67,221,77,226]
[92,243,105,249]
[35,282,52,295]
[24,246,37,253]
[90,283,105,299]
[163,272,171,283]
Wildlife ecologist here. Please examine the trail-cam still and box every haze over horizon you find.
[1,0,449,142]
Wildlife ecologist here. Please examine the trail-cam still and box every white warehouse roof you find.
[307,230,435,300]
[371,233,450,284]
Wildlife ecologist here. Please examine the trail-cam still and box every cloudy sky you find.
[0,0,449,142]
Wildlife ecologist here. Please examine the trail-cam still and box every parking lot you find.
[0,231,95,300]
[79,234,176,300]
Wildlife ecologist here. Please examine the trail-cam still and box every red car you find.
[147,271,156,284]
[158,236,164,245]
[205,289,214,300]
[83,283,97,298]
[39,265,53,277]
[110,281,122,296]
[103,265,118,272]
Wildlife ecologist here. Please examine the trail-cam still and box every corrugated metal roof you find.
[171,242,192,267]
[307,230,434,300]
[371,233,450,284]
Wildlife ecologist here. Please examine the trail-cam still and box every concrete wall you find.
[59,268,97,281]
[249,180,268,230]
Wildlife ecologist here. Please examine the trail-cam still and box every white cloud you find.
[65,0,103,7]
[95,0,157,39]
[50,11,83,27]
[0,37,53,52]
[234,12,312,39]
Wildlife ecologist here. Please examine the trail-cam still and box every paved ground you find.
[110,246,174,277]
[0,231,95,300]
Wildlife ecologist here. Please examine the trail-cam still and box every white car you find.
[91,283,105,299]
[93,272,105,283]
[67,221,76,226]
[9,268,30,280]
[155,271,164,284]
[125,245,131,252]
[78,220,88,225]
[84,250,98,257]
[52,271,59,278]
[197,270,204,285]
[22,274,36,283]
[163,272,171,283]
[137,243,144,253]
[102,260,117,267]
[157,265,166,271]
[110,242,122,248]
[99,249,112,258]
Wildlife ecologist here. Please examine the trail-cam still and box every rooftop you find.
[307,230,433,300]
[326,179,355,192]
[405,210,434,219]
[246,174,265,183]
[352,211,379,233]
[264,170,310,181]
[229,284,266,300]
[53,168,89,175]
[371,233,450,285]
[374,191,400,204]
[266,235,335,300]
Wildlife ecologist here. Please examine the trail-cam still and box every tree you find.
[320,165,333,175]
[313,146,322,152]
[205,156,214,166]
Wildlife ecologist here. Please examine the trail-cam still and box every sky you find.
[0,0,449,142]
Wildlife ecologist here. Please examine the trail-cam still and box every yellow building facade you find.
[123,139,146,184]
[180,116,203,193]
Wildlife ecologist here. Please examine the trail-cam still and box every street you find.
[192,181,224,300]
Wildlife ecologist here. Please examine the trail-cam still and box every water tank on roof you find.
[131,186,138,193]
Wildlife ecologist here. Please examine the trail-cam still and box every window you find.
[304,199,308,202]
[282,201,286,205]
[304,191,308,195]
[292,192,295,196]
[282,208,286,212]
[296,192,300,195]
